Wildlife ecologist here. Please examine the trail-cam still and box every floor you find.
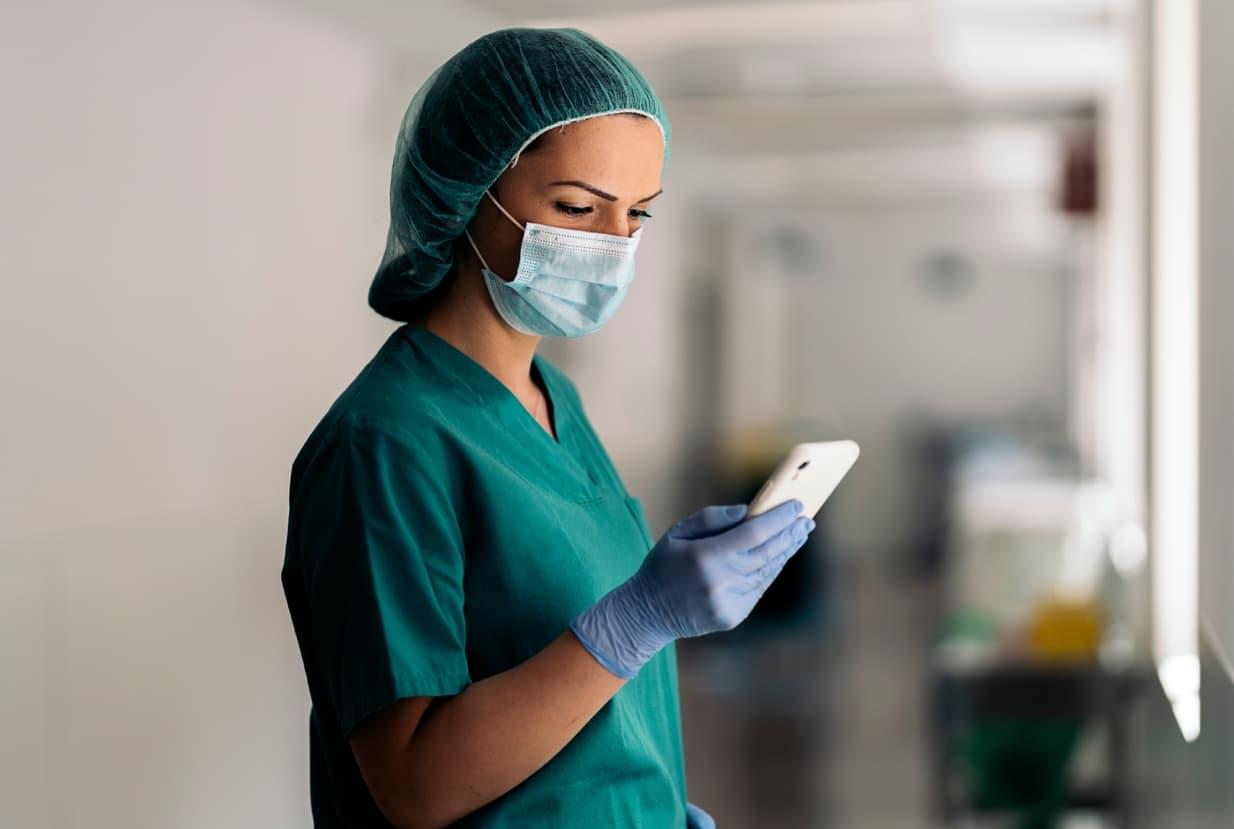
[677,557,942,828]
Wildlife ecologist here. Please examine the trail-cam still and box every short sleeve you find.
[294,414,470,736]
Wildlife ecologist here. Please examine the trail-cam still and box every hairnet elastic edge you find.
[507,108,668,170]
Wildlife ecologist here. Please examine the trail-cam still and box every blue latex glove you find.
[570,499,813,679]
[687,801,716,829]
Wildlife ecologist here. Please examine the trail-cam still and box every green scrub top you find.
[281,324,688,828]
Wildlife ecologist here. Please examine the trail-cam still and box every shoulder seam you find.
[333,410,430,452]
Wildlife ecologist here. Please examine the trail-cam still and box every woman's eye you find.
[552,202,651,220]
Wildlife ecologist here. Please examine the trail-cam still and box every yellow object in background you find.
[1025,596,1104,661]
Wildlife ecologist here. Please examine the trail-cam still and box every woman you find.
[281,27,814,829]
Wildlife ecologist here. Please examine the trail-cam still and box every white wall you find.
[0,0,394,542]
[0,1,494,826]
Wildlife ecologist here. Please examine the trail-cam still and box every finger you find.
[714,498,803,551]
[736,549,792,597]
[723,516,814,575]
[734,518,812,591]
[670,503,748,540]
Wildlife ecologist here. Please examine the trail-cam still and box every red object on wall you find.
[1060,130,1098,216]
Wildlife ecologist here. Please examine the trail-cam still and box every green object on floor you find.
[958,718,1082,828]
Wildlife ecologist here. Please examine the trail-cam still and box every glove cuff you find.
[569,574,672,679]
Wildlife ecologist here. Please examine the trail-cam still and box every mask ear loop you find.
[483,189,525,232]
[463,189,524,278]
[462,228,493,273]
[461,186,523,276]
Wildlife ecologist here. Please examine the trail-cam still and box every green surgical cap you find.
[368,27,672,321]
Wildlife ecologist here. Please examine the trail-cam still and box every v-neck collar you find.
[401,325,604,501]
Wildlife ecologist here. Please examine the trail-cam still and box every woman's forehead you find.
[511,117,664,192]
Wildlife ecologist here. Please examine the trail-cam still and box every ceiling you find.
[283,0,1127,198]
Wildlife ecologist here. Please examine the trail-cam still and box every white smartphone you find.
[746,440,860,519]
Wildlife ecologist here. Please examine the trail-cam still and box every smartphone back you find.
[747,440,860,519]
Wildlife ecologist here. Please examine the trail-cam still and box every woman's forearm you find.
[365,630,626,829]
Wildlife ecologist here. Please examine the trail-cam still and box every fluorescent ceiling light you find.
[938,32,1111,95]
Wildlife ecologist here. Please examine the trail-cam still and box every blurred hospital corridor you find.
[5,0,1234,827]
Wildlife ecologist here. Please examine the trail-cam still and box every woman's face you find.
[465,113,665,282]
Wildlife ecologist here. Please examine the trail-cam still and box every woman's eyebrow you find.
[550,180,663,203]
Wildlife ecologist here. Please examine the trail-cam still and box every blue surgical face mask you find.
[463,190,641,338]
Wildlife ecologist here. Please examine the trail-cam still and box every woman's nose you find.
[598,208,636,238]
[597,212,636,238]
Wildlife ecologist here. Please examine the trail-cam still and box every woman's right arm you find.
[350,630,623,829]
[348,499,812,829]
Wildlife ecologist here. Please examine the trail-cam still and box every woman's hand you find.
[569,499,813,678]
[687,801,717,828]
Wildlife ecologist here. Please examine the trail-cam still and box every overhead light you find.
[934,0,1114,97]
